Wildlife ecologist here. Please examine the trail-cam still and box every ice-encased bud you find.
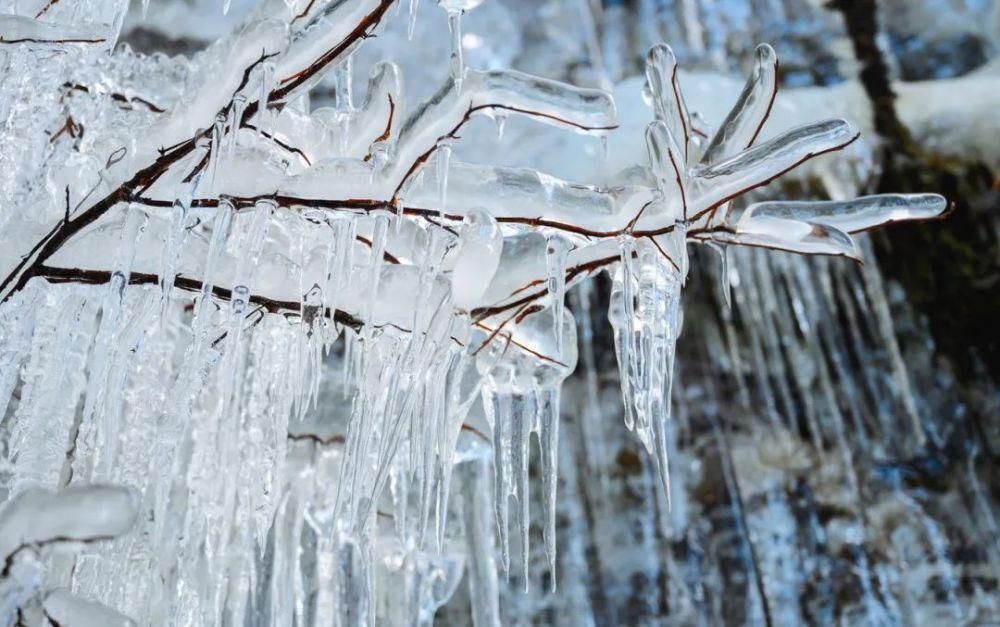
[450,208,503,311]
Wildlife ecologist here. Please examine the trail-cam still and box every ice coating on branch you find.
[690,119,860,214]
[725,215,861,259]
[0,14,111,48]
[0,0,955,623]
[700,43,778,165]
[740,193,948,234]
[645,43,692,160]
[0,485,137,562]
[43,589,137,627]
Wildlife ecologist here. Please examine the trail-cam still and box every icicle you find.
[447,10,464,91]
[209,112,226,193]
[192,198,233,335]
[511,391,532,590]
[141,0,150,18]
[545,235,570,357]
[334,55,355,155]
[707,241,732,308]
[228,94,247,156]
[610,236,638,431]
[160,137,207,317]
[223,0,232,16]
[257,62,275,141]
[361,214,390,340]
[408,0,420,40]
[76,204,147,479]
[481,370,513,579]
[459,455,501,627]
[494,112,507,140]
[536,384,560,592]
[227,198,274,343]
[436,142,452,216]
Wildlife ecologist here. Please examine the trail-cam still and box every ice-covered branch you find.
[0,0,954,623]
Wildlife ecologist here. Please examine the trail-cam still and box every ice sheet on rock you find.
[740,193,948,234]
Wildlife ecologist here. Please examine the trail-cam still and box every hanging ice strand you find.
[408,0,421,39]
[446,7,463,89]
[436,141,451,216]
[257,60,276,142]
[160,138,209,319]
[546,235,571,357]
[78,204,148,480]
[606,43,697,505]
[334,54,355,155]
[476,305,577,590]
[536,309,577,591]
[437,0,485,90]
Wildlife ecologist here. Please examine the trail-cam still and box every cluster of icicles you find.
[0,0,947,624]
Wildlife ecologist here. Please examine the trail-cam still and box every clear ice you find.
[0,0,967,625]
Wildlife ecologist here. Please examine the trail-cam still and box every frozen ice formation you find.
[0,0,947,624]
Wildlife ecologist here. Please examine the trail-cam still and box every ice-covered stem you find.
[0,485,139,625]
[0,485,137,576]
[32,264,364,332]
[0,0,399,306]
[388,69,618,202]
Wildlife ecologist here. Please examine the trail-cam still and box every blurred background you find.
[117,1,999,624]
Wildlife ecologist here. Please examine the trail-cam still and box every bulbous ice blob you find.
[509,306,578,383]
[451,208,503,311]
